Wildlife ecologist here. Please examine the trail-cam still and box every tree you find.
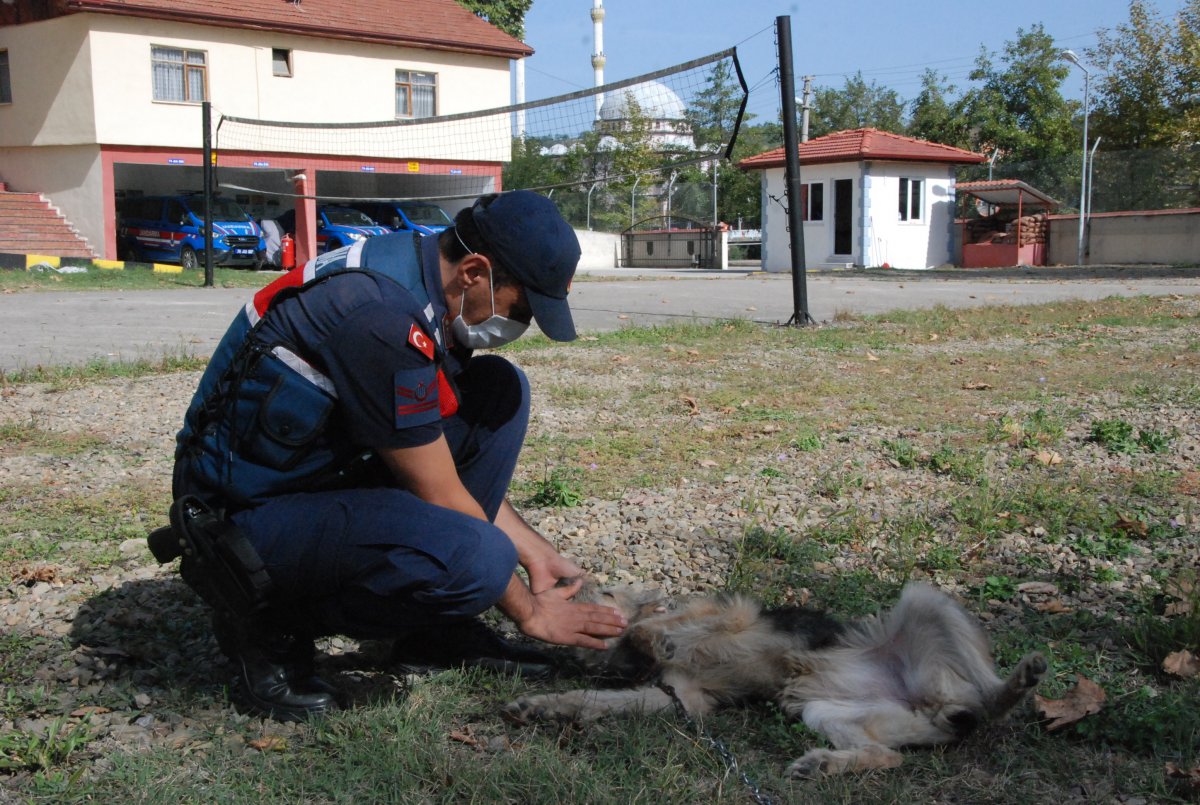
[454,0,533,40]
[959,25,1077,197]
[908,69,970,148]
[809,73,905,138]
[686,60,746,153]
[1087,0,1176,150]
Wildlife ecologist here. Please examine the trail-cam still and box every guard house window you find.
[801,182,824,221]
[272,48,292,78]
[0,50,11,104]
[396,70,437,118]
[899,178,924,222]
[152,46,207,103]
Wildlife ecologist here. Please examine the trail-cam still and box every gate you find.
[620,216,715,269]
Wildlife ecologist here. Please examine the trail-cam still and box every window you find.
[0,50,11,104]
[898,178,924,222]
[801,182,824,221]
[395,69,437,118]
[272,48,292,78]
[152,46,207,103]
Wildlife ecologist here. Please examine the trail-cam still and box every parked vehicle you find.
[350,200,452,236]
[275,206,391,254]
[117,194,265,268]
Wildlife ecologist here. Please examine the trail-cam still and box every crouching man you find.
[164,191,626,721]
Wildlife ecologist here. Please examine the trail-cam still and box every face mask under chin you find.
[450,272,529,349]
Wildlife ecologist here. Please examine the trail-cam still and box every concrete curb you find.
[0,252,182,273]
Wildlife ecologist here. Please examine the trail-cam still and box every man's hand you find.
[507,576,626,650]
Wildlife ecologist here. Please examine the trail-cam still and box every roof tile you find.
[738,128,985,169]
[50,0,531,58]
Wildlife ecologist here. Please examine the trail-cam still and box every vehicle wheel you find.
[180,246,199,270]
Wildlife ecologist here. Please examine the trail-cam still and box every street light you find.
[1061,49,1091,266]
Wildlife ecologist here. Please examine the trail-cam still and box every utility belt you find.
[148,495,274,619]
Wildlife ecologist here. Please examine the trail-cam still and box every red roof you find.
[738,128,985,170]
[2,0,531,59]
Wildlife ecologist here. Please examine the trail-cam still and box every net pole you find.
[202,101,214,288]
[777,16,813,326]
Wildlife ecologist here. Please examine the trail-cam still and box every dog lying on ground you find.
[504,583,1047,777]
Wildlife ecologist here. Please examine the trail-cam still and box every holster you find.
[147,496,275,620]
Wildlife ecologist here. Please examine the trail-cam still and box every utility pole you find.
[800,76,813,143]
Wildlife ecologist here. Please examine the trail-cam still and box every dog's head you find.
[578,581,671,625]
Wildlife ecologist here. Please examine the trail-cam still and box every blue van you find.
[275,206,391,254]
[350,201,452,236]
[117,194,265,269]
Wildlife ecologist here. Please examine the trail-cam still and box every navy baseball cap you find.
[471,191,581,342]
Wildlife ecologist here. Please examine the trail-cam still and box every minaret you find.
[591,0,606,120]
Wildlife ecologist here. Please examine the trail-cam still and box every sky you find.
[517,0,1190,122]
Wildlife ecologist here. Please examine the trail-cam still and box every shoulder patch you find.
[407,322,435,360]
[394,366,440,428]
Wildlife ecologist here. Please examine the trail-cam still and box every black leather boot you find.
[213,614,339,722]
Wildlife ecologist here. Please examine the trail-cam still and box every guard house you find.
[738,129,985,270]
[956,180,1059,268]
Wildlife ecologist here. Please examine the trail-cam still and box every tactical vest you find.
[174,232,455,511]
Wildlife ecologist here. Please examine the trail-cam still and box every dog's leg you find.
[785,700,934,778]
[986,651,1048,718]
[786,743,903,778]
[504,686,674,723]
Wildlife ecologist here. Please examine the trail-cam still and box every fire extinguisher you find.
[280,233,295,270]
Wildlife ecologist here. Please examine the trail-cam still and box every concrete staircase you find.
[0,190,97,259]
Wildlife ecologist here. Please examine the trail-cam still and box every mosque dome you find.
[599,81,687,122]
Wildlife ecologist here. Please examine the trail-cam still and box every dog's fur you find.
[505,583,1047,777]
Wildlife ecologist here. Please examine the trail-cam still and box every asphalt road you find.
[2,266,1197,372]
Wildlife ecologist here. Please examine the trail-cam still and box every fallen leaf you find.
[1035,450,1063,466]
[1035,675,1106,730]
[70,706,112,717]
[866,352,880,362]
[1163,650,1199,679]
[697,459,719,468]
[449,728,481,748]
[687,349,700,357]
[1165,762,1200,790]
[617,314,629,320]
[680,396,700,415]
[962,381,993,390]
[746,305,757,311]
[249,736,288,752]
[611,355,630,364]
[928,333,939,341]
[1035,599,1073,614]
[1018,581,1059,595]
[1114,513,1149,537]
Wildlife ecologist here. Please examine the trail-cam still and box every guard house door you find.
[833,178,853,256]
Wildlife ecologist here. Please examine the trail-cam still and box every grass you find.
[1,294,1198,802]
[0,265,276,293]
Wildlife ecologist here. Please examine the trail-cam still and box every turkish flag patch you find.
[407,322,435,360]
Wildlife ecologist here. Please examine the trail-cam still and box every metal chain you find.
[658,682,778,805]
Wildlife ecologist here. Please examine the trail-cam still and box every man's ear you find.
[456,253,493,287]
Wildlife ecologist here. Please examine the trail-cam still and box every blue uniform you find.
[173,232,526,638]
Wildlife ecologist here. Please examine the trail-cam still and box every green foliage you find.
[1089,418,1137,453]
[0,717,93,772]
[882,437,919,469]
[452,0,532,39]
[809,72,906,138]
[976,575,1018,602]
[524,467,584,508]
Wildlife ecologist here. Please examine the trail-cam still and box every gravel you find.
[1,316,1198,783]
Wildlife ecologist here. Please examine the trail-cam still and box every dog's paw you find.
[786,749,834,779]
[626,623,675,661]
[502,696,569,724]
[1016,652,1048,689]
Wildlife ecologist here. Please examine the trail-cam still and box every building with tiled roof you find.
[0,0,527,261]
[739,129,985,270]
